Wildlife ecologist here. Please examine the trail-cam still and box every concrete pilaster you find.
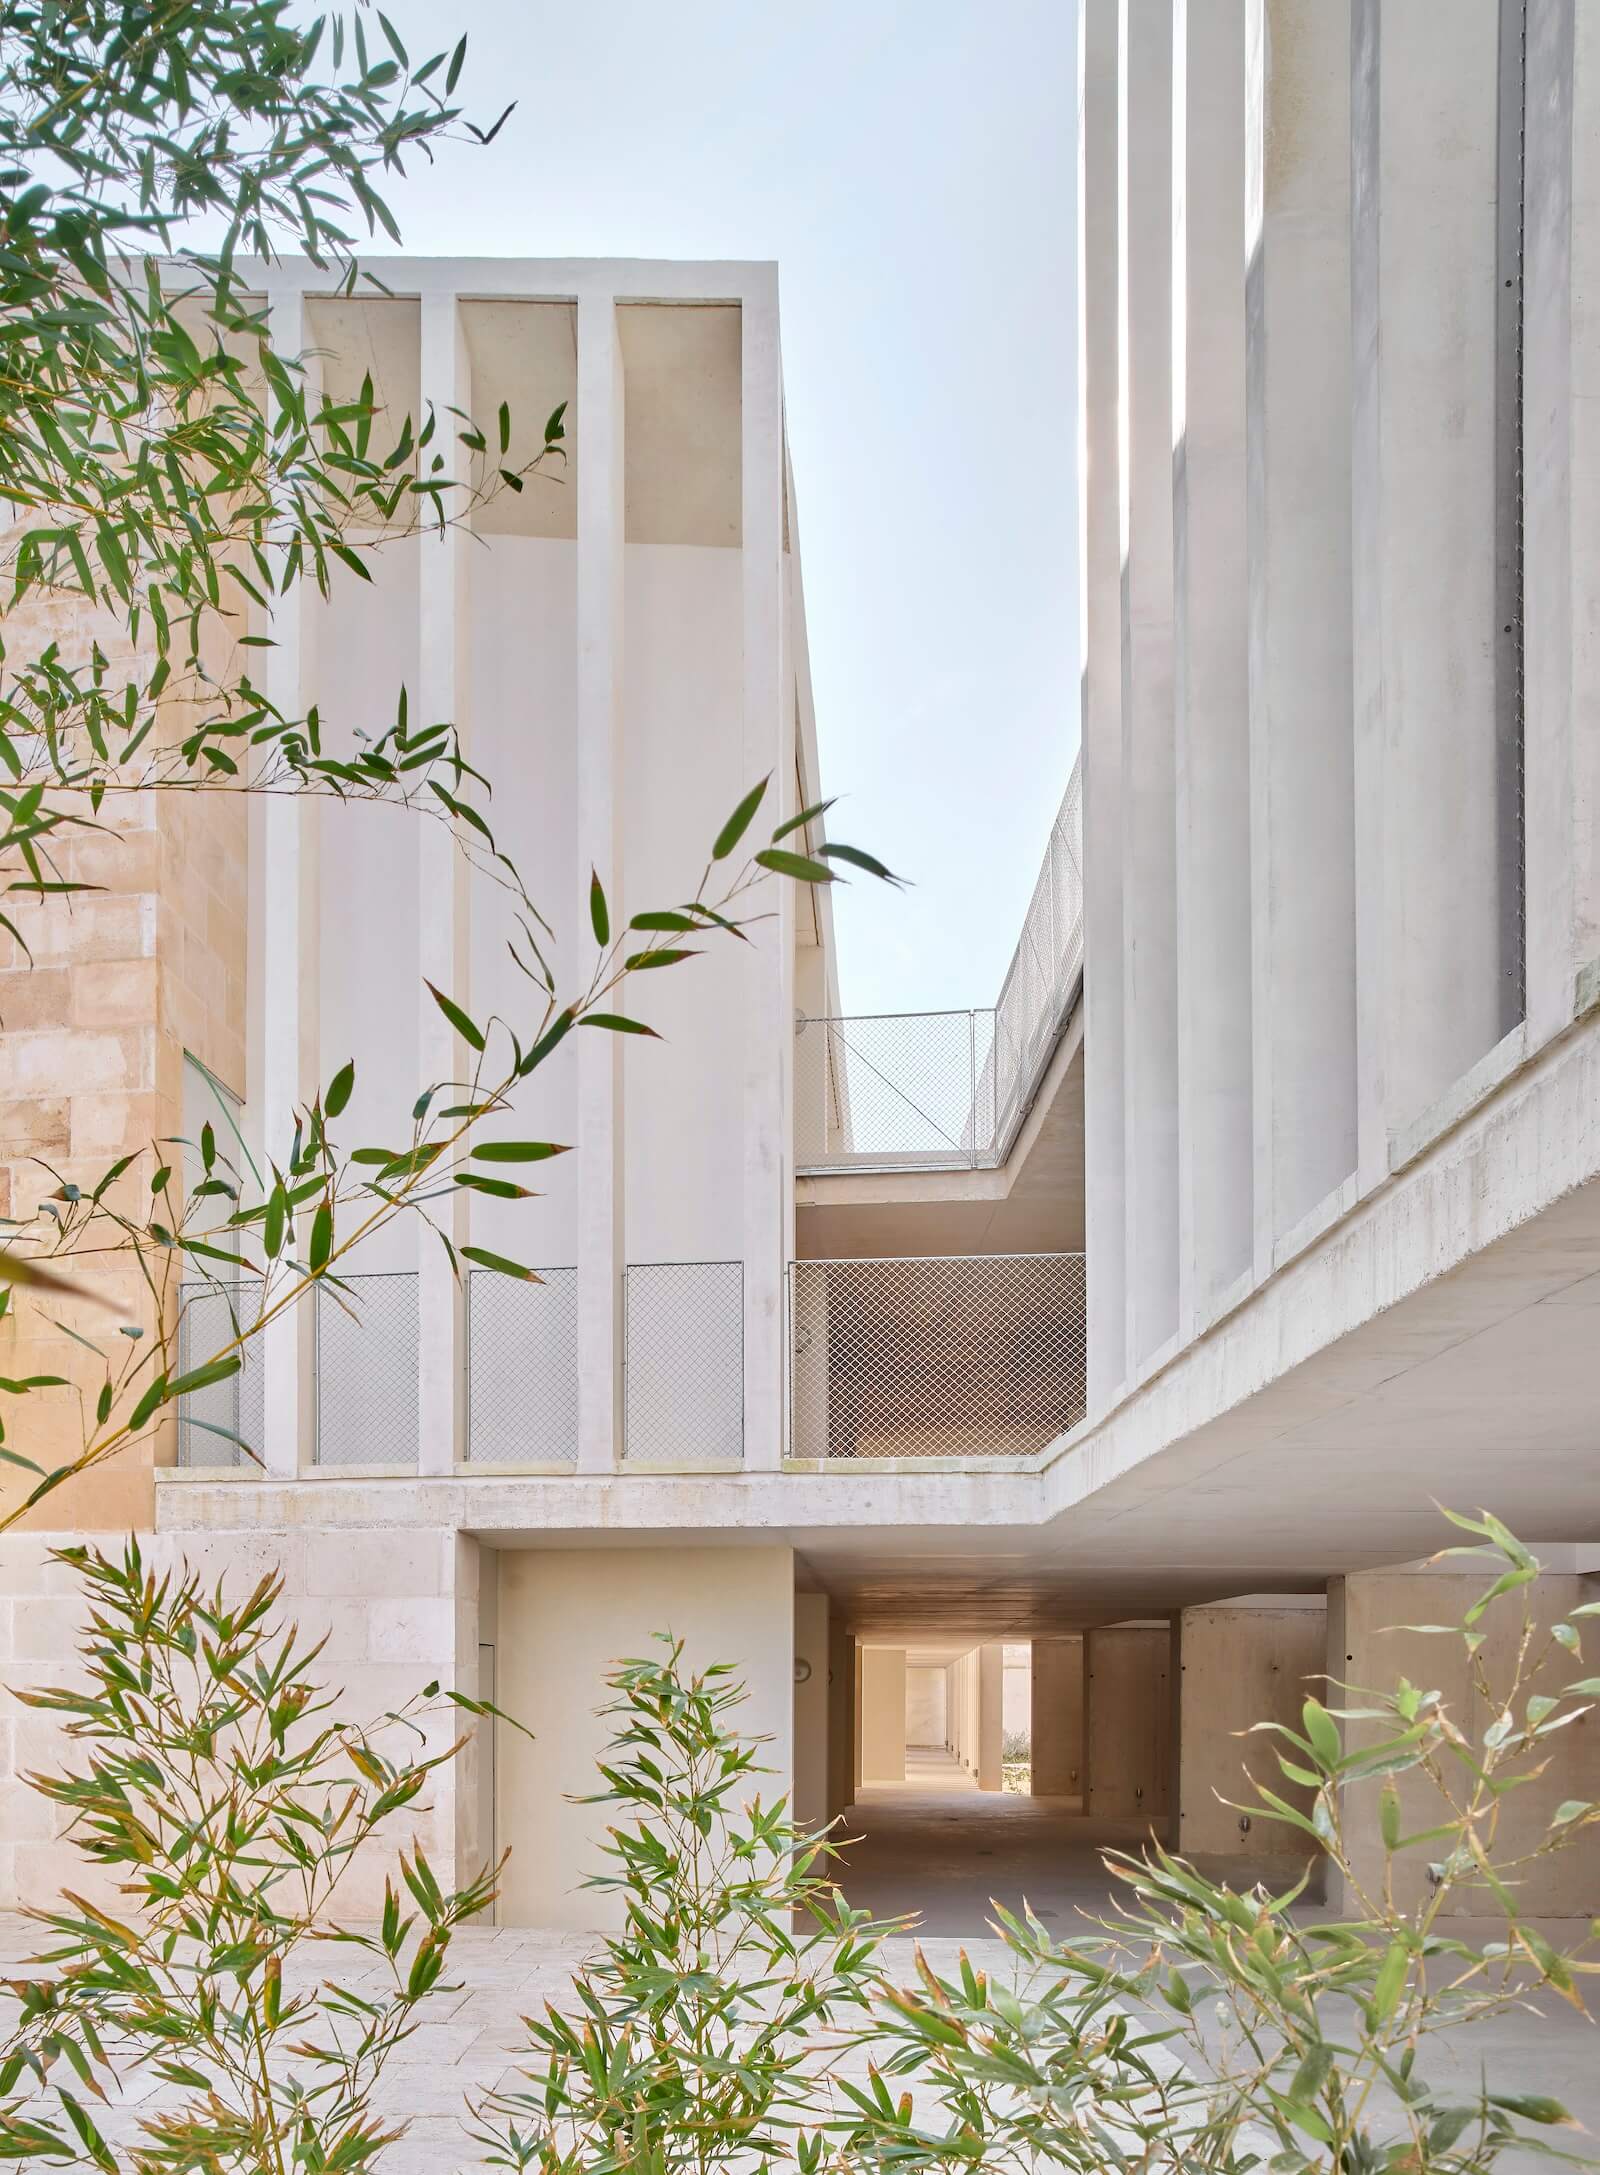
[826,1620,855,1820]
[793,1592,829,1829]
[1571,11,1600,978]
[574,293,625,1474]
[261,280,318,1480]
[1246,0,1357,1264]
[977,1641,1004,1792]
[859,1646,906,1784]
[740,273,793,1472]
[416,293,471,1477]
[1522,0,1577,1044]
[1174,0,1253,1332]
[1352,1,1511,1179]
[1118,0,1180,1370]
[1080,0,1128,1407]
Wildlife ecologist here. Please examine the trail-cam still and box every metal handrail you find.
[795,755,1083,1175]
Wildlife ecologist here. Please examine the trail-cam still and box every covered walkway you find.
[833,1757,1145,1937]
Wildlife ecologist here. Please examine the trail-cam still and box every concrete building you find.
[5,3,1600,1926]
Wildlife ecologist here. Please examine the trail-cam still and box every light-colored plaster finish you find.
[859,1646,907,1784]
[493,1544,794,1930]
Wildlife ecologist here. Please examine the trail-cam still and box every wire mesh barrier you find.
[467,1266,579,1466]
[793,1009,997,1171]
[176,1278,265,1468]
[796,755,1083,1173]
[623,1261,744,1470]
[787,1253,1086,1462]
[315,1270,420,1469]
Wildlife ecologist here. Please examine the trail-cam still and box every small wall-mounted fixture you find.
[793,1658,813,1685]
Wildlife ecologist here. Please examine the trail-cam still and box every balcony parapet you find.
[796,756,1083,1176]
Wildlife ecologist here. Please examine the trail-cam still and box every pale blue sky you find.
[374,0,1079,1017]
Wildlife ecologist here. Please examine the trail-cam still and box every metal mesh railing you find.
[794,1009,997,1170]
[467,1267,578,1466]
[787,1253,1086,1462]
[623,1261,743,1470]
[797,755,1083,1173]
[315,1270,419,1469]
[176,1277,265,1468]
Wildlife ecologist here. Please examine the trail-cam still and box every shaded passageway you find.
[833,1769,1150,1937]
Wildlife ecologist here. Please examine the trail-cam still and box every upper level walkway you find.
[795,761,1083,1176]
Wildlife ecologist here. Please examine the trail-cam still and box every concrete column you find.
[1079,0,1128,1408]
[741,272,793,1472]
[1352,2,1512,1177]
[859,1647,906,1784]
[1085,1623,1172,1827]
[793,1592,829,1831]
[1524,2,1600,1028]
[1176,1600,1325,1877]
[260,279,318,1480]
[1174,0,1253,1330]
[1118,0,1180,1370]
[417,293,471,1477]
[446,1533,487,1886]
[977,1642,1004,1792]
[1031,1635,1085,1798]
[1329,1570,1600,1917]
[826,1621,855,1821]
[574,291,625,1474]
[1569,12,1600,980]
[1246,0,1357,1262]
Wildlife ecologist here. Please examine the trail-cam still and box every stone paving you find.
[0,1913,1030,2173]
[3,1896,1597,2174]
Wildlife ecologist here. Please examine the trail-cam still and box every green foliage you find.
[842,1512,1600,2175]
[471,1635,891,2175]
[0,1539,510,2172]
[3,1517,1598,2175]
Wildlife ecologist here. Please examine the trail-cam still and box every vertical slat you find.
[417,291,472,1476]
[574,287,626,1475]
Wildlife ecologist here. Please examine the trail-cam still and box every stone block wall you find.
[0,585,247,1532]
[0,1524,481,1921]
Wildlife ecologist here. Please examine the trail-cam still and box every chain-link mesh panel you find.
[788,1254,1086,1462]
[623,1261,743,1470]
[467,1267,578,1466]
[315,1271,419,1468]
[798,757,1083,1174]
[794,1010,995,1171]
[177,1278,265,1468]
